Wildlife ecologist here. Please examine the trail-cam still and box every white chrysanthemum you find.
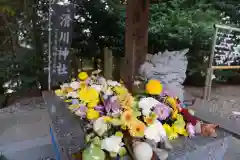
[93,117,108,136]
[91,84,103,92]
[138,97,160,116]
[107,80,121,86]
[67,91,78,98]
[101,135,123,153]
[70,81,80,90]
[144,120,167,143]
[105,87,113,96]
[61,83,69,89]
[98,77,107,85]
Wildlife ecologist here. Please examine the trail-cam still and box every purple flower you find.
[104,96,121,117]
[154,103,171,120]
[72,99,79,105]
[95,105,105,115]
[186,123,195,137]
[94,105,105,111]
[75,105,87,118]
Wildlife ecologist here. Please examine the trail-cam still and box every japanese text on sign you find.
[51,3,74,85]
[213,29,240,66]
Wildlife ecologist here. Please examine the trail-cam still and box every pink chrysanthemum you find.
[186,123,195,137]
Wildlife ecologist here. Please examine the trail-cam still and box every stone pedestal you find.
[168,130,231,160]
[42,92,231,160]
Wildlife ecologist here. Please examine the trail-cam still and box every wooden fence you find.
[69,47,122,80]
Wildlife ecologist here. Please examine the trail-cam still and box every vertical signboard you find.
[51,3,74,87]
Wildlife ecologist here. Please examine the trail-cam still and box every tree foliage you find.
[0,0,240,103]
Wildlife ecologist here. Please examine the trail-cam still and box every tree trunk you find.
[32,2,47,90]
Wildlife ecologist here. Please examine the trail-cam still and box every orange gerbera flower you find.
[121,110,134,126]
[129,121,145,137]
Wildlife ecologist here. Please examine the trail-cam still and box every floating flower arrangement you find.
[54,70,218,160]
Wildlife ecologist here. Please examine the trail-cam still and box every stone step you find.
[0,137,54,160]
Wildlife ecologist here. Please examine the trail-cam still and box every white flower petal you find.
[144,120,166,143]
[61,83,69,89]
[91,84,103,92]
[139,97,160,116]
[67,91,78,98]
[70,81,80,90]
[93,117,108,136]
[101,136,122,153]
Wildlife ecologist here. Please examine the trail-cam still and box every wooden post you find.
[122,0,150,91]
[104,47,113,79]
[203,27,218,100]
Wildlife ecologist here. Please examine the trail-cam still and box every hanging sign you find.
[51,3,74,87]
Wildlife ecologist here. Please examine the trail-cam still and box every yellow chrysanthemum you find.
[87,100,98,108]
[78,87,99,108]
[78,72,88,81]
[129,121,145,137]
[86,109,100,120]
[145,79,163,95]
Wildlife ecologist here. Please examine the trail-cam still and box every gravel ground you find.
[185,85,240,120]
[185,85,240,160]
[0,97,45,115]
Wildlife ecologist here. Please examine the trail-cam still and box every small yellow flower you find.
[55,89,64,96]
[115,131,123,138]
[103,116,112,122]
[165,96,178,119]
[86,109,100,120]
[144,116,154,126]
[78,72,88,81]
[145,79,163,95]
[163,124,178,140]
[64,99,72,103]
[144,112,157,125]
[110,118,123,126]
[71,78,76,81]
[121,125,127,130]
[66,87,74,93]
[172,114,188,136]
